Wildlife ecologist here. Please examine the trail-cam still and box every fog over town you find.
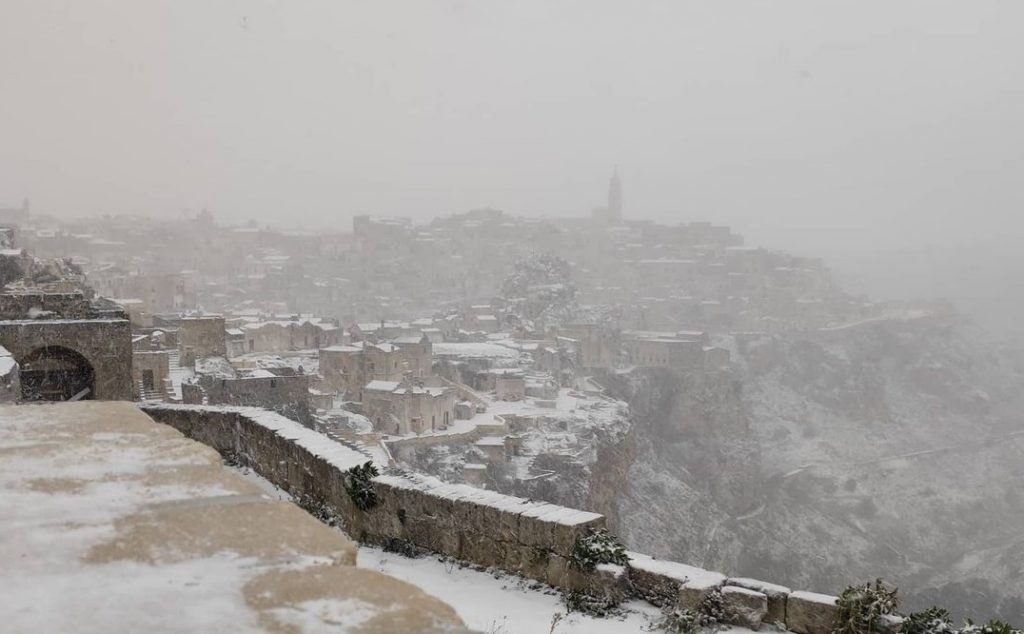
[1,2,1023,633]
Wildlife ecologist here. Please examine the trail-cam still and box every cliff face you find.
[601,315,1024,622]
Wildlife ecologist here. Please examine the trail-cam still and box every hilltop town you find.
[1,180,1013,632]
[0,177,939,495]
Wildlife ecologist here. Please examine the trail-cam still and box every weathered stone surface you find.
[563,563,630,603]
[0,317,132,400]
[878,614,905,634]
[728,576,791,625]
[628,567,682,607]
[722,585,769,630]
[0,401,468,634]
[679,576,726,610]
[141,402,843,623]
[787,590,838,634]
[143,403,613,592]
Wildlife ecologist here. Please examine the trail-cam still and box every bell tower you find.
[608,167,622,222]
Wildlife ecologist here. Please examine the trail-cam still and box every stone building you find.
[90,271,197,316]
[0,290,132,401]
[392,334,433,378]
[184,365,312,424]
[319,341,409,400]
[557,323,619,369]
[178,316,226,366]
[495,373,527,401]
[238,316,341,354]
[362,377,456,435]
[624,337,704,369]
[622,330,730,372]
[131,350,170,400]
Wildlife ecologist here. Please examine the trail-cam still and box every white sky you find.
[2,1,1022,254]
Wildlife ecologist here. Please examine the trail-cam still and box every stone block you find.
[679,576,725,610]
[728,577,791,625]
[544,553,571,587]
[628,567,683,607]
[518,515,555,549]
[878,614,905,634]
[787,591,838,634]
[722,585,769,630]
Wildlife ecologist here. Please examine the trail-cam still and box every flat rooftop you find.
[0,401,467,633]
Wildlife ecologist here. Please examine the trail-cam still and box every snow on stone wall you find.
[139,402,859,634]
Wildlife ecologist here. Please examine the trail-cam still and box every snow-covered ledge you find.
[140,403,855,634]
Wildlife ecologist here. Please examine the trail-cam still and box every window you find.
[142,369,155,391]
[270,379,277,388]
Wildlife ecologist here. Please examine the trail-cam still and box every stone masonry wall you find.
[0,319,132,400]
[178,316,226,366]
[139,403,865,634]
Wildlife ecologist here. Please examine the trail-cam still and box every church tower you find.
[608,167,622,222]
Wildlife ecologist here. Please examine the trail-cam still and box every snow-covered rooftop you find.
[432,342,520,359]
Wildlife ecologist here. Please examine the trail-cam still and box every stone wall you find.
[131,350,170,400]
[187,373,312,424]
[140,404,604,588]
[0,318,132,400]
[178,316,226,366]
[139,403,865,634]
[0,291,93,320]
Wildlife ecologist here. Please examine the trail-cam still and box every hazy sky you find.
[2,1,1022,254]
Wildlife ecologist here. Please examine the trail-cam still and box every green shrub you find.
[562,589,621,619]
[657,608,702,634]
[961,620,1023,634]
[833,579,899,634]
[381,537,420,558]
[345,461,380,511]
[656,591,725,634]
[296,493,339,527]
[900,608,955,634]
[568,528,629,571]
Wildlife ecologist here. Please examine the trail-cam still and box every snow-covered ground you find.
[358,547,667,634]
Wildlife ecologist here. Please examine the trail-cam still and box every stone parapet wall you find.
[0,291,93,319]
[140,404,602,590]
[139,403,860,634]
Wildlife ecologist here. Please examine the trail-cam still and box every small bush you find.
[658,608,702,634]
[900,608,955,634]
[656,592,725,634]
[833,579,899,634]
[296,493,340,527]
[961,620,1024,634]
[568,528,629,571]
[345,461,380,511]
[381,537,420,558]
[562,589,621,619]
[221,450,242,468]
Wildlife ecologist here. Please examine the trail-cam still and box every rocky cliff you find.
[600,313,1024,622]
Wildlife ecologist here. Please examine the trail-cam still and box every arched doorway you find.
[19,346,95,402]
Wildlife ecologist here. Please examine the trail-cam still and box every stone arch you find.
[19,345,95,402]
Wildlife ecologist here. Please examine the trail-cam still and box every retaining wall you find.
[139,403,874,634]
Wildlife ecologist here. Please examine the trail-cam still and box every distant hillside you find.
[601,313,1024,623]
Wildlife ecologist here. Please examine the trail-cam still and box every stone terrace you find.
[0,401,469,633]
